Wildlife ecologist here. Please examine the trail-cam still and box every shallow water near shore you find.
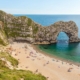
[38,31,80,63]
[39,42,80,63]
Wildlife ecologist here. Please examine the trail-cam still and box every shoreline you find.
[5,42,80,80]
[32,44,80,66]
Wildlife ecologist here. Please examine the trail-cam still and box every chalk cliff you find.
[0,10,80,45]
[34,21,80,44]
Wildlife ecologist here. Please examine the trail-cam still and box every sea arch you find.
[56,31,69,41]
[34,21,80,44]
[52,21,79,43]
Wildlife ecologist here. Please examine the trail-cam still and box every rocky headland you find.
[0,10,80,45]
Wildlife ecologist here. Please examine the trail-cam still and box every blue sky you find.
[0,0,80,14]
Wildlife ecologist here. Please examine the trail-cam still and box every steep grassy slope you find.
[0,52,18,66]
[0,52,46,80]
[0,69,46,80]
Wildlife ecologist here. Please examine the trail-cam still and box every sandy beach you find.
[5,42,80,80]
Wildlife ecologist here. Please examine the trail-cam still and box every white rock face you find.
[0,10,80,44]
[34,21,80,44]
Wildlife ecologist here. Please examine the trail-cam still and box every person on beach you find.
[67,68,73,72]
[58,66,60,68]
[56,60,58,62]
[15,54,17,56]
[26,56,30,58]
[46,61,49,64]
[35,69,38,72]
[26,66,28,68]
[68,68,71,72]
[47,77,49,79]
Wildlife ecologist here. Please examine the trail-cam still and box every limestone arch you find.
[49,21,79,43]
[56,31,69,41]
[34,21,80,44]
[55,30,75,42]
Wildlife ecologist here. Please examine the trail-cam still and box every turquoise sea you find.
[14,15,80,63]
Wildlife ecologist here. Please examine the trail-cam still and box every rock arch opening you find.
[57,32,69,43]
[56,32,69,50]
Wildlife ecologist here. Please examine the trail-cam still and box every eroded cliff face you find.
[0,10,80,45]
[34,21,80,44]
[0,10,41,43]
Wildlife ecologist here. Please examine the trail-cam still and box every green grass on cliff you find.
[0,52,18,67]
[0,29,8,46]
[33,27,38,34]
[0,69,46,80]
[32,24,39,35]
[0,60,46,80]
[27,18,32,26]
[0,60,9,70]
[4,25,9,38]
[0,38,6,46]
[4,26,21,38]
[0,52,46,80]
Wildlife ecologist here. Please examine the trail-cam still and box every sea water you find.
[14,15,80,63]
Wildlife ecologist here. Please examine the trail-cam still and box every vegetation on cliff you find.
[0,10,80,45]
[27,18,32,26]
[0,21,8,45]
[0,51,46,80]
[0,52,18,66]
[0,10,46,80]
[0,10,43,44]
[0,69,46,80]
[32,24,39,34]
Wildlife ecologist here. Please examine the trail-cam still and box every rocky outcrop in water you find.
[0,10,80,45]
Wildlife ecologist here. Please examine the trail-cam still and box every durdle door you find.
[0,10,80,45]
[34,21,80,44]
